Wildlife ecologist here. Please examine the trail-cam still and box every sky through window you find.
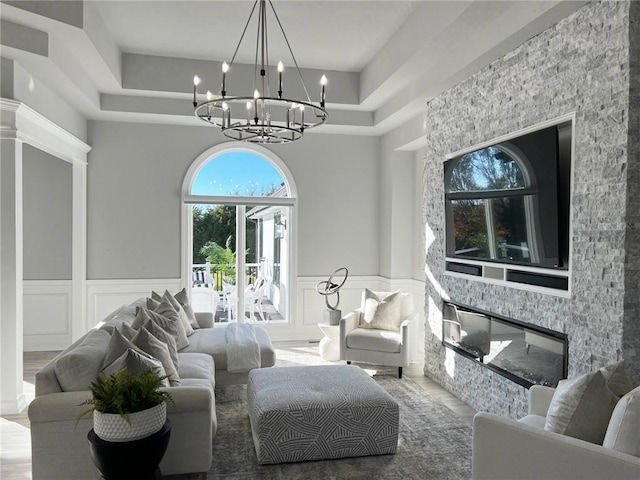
[191,151,285,196]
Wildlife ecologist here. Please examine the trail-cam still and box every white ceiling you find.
[94,1,421,72]
[0,0,588,147]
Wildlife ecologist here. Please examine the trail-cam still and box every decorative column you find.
[0,122,26,414]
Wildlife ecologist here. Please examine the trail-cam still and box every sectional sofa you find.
[28,296,276,480]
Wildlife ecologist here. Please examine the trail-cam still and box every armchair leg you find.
[397,367,402,379]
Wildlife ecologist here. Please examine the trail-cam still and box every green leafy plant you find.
[77,369,174,426]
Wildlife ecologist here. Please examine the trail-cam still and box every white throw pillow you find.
[603,385,640,456]
[361,289,403,332]
[544,370,618,444]
[599,361,632,398]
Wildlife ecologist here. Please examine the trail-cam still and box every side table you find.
[318,322,340,361]
[88,419,171,480]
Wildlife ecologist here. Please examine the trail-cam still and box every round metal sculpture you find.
[316,268,348,325]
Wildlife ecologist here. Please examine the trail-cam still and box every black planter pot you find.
[87,419,171,480]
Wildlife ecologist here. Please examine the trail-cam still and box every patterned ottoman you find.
[246,365,399,465]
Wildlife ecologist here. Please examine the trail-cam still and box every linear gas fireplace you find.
[442,302,568,388]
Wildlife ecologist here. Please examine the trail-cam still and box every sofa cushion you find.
[177,352,215,380]
[603,385,640,456]
[361,289,403,332]
[544,370,617,444]
[54,330,111,391]
[132,327,181,387]
[180,325,276,371]
[179,327,229,369]
[102,348,168,386]
[600,361,632,398]
[346,328,402,353]
[518,414,547,429]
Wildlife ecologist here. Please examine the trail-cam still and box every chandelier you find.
[191,0,328,144]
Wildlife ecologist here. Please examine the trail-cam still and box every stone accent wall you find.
[423,0,639,418]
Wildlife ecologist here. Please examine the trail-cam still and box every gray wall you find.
[422,1,639,417]
[86,121,380,279]
[23,144,72,280]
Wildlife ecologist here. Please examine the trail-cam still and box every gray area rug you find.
[169,346,472,479]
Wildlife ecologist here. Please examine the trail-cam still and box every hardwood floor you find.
[0,345,476,480]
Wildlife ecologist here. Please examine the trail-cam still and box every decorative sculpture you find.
[316,267,348,325]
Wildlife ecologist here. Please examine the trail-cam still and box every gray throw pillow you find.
[174,288,200,330]
[544,370,618,444]
[132,327,180,386]
[54,330,111,391]
[142,319,179,371]
[100,328,154,371]
[162,290,195,337]
[361,289,403,331]
[134,304,189,351]
[101,348,168,387]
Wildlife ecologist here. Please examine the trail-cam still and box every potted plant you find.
[78,369,174,442]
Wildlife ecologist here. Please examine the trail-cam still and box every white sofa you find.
[472,385,640,480]
[28,297,276,480]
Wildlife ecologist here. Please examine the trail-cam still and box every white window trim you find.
[180,142,298,324]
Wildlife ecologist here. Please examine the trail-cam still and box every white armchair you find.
[472,385,640,479]
[339,290,417,378]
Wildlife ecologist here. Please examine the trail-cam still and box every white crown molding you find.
[0,98,91,164]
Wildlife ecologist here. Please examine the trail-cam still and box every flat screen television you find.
[444,121,571,270]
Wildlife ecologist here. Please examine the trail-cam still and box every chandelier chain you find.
[267,0,312,103]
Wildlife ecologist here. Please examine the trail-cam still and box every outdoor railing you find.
[192,262,260,290]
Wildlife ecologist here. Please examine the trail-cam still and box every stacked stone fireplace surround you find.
[423,0,640,419]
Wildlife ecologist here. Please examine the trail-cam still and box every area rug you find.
[169,345,472,479]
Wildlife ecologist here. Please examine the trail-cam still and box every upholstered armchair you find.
[339,289,417,378]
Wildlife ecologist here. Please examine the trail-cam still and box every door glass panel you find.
[192,203,237,323]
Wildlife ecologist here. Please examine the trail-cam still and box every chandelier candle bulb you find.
[320,75,327,107]
[278,61,284,98]
[192,75,200,106]
[221,62,229,97]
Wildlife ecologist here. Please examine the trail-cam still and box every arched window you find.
[182,144,296,324]
[445,143,540,263]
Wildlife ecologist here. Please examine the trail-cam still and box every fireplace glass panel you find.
[443,302,567,388]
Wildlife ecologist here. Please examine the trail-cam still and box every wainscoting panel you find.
[86,279,182,329]
[23,280,72,351]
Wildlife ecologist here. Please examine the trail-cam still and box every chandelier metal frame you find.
[192,0,328,144]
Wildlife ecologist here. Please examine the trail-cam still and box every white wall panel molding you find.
[23,280,72,351]
[86,278,182,329]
